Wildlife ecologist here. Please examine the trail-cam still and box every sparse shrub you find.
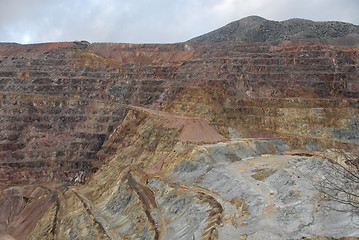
[319,148,359,214]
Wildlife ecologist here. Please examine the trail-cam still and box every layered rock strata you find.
[1,40,358,182]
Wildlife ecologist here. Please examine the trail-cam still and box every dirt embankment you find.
[130,105,226,144]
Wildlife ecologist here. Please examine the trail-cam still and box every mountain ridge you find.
[189,15,359,43]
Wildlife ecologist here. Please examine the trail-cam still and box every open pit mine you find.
[1,16,359,239]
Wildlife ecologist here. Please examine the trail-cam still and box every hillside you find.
[189,16,359,43]
[1,17,359,239]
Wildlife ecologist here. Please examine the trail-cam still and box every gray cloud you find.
[0,0,358,44]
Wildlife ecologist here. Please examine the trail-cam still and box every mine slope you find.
[0,17,359,239]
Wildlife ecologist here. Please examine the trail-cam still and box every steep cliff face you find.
[1,19,359,239]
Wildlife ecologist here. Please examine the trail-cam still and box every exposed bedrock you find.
[0,39,358,183]
[1,108,358,239]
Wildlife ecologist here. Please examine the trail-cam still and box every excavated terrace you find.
[0,38,359,239]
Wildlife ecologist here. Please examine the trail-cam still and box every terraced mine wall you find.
[0,40,358,182]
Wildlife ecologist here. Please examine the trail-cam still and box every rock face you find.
[1,17,359,239]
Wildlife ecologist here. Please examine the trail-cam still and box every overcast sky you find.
[1,0,359,44]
